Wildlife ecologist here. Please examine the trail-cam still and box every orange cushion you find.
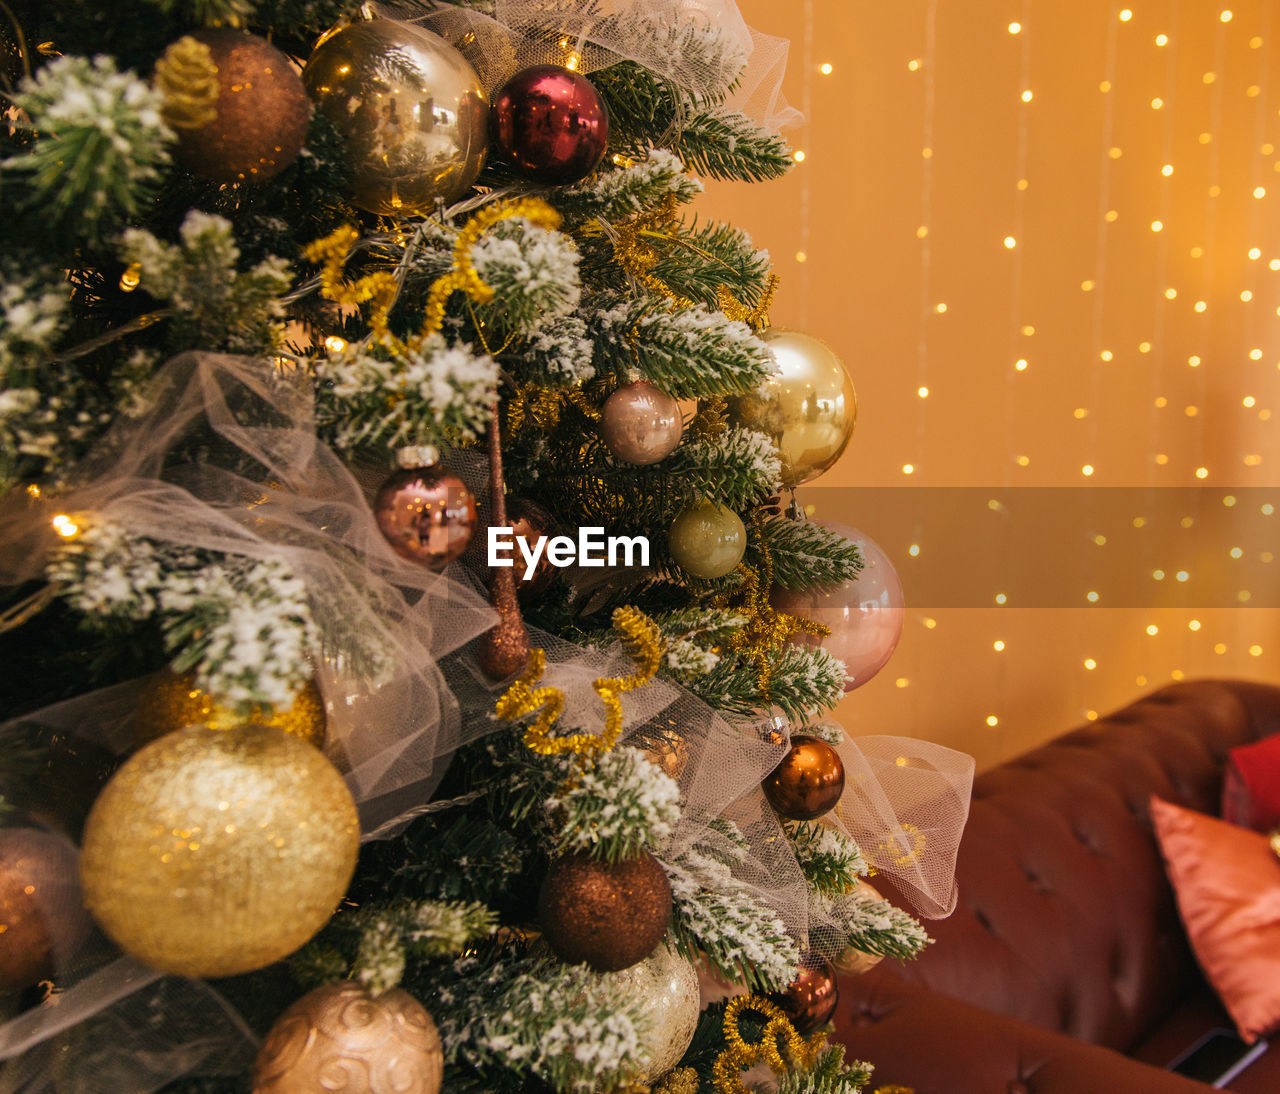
[1150,795,1280,1043]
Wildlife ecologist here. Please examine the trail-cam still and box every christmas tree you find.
[0,1,973,1091]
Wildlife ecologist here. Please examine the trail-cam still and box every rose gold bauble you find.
[171,30,310,184]
[252,982,442,1094]
[0,828,92,992]
[538,851,671,972]
[600,381,683,466]
[762,735,845,821]
[767,951,838,1034]
[374,464,477,569]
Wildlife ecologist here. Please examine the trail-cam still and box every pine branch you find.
[777,1044,874,1094]
[756,516,864,591]
[647,215,773,310]
[814,886,932,963]
[787,821,868,898]
[558,149,704,224]
[659,427,780,512]
[684,645,847,724]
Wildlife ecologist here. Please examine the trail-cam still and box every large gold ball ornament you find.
[132,669,326,751]
[302,19,488,216]
[0,828,92,992]
[668,503,746,580]
[610,945,701,1081]
[730,328,857,487]
[79,725,359,978]
[538,851,672,972]
[252,982,443,1094]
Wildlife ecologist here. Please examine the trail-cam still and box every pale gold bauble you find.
[132,669,326,751]
[252,982,442,1094]
[80,725,359,978]
[668,503,746,580]
[832,880,887,977]
[610,945,701,1081]
[731,328,857,487]
[302,19,488,216]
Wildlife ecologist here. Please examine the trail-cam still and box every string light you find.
[1008,21,1022,34]
[994,593,1007,605]
[1189,620,1201,631]
[324,335,347,353]
[1086,590,1099,602]
[1146,624,1159,636]
[51,514,79,539]
[993,640,1006,651]
[819,62,834,74]
[986,715,999,726]
[1084,658,1097,670]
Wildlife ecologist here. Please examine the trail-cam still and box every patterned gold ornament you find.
[302,19,488,216]
[80,724,359,978]
[252,982,442,1094]
[132,669,326,750]
[610,945,701,1081]
[730,329,857,487]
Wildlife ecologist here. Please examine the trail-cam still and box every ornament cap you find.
[395,444,440,470]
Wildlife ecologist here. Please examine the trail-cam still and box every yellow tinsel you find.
[155,36,220,130]
[496,606,663,766]
[874,821,927,868]
[711,995,827,1094]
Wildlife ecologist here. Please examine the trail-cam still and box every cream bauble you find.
[610,944,701,1081]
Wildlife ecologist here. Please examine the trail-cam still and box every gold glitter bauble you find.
[730,328,857,487]
[79,724,359,978]
[610,945,700,1081]
[302,19,488,216]
[252,982,442,1094]
[0,828,92,992]
[132,670,326,751]
[538,851,671,972]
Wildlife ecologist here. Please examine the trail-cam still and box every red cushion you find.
[1222,735,1280,832]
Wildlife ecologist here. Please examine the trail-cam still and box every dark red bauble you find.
[762,735,845,821]
[768,951,839,1034]
[373,465,477,569]
[538,851,671,971]
[489,64,609,184]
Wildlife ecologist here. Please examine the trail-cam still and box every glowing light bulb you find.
[917,385,929,398]
[1086,590,1100,603]
[924,617,937,629]
[119,262,142,293]
[907,58,921,71]
[1155,396,1168,407]
[986,715,1000,727]
[1195,467,1209,479]
[1165,288,1177,299]
[1156,454,1169,465]
[1194,301,1207,313]
[51,514,79,539]
[1151,97,1164,109]
[907,544,921,557]
[1082,464,1095,477]
[1250,247,1262,259]
[1176,570,1190,582]
[1161,163,1174,176]
[1151,220,1164,232]
[1220,10,1233,22]
[935,302,948,314]
[1153,569,1166,580]
[1139,341,1152,354]
[1093,534,1107,546]
[993,640,1006,651]
[1215,643,1228,654]
[1146,624,1159,636]
[1120,8,1133,20]
[1021,90,1034,103]
[1084,658,1097,670]
[324,335,347,353]
[1187,357,1201,368]
[820,62,834,74]
[1223,495,1237,507]
[1244,395,1256,407]
[1008,21,1022,33]
[995,593,1007,605]
[896,677,910,688]
[1230,547,1243,559]
[1250,644,1264,656]
[902,463,915,475]
[1015,358,1029,371]
[1155,33,1168,45]
[1100,80,1112,92]
[1254,187,1267,199]
[1250,348,1263,360]
[1017,455,1030,466]
[1074,407,1088,419]
[1082,279,1096,291]
[1004,235,1017,249]
[1100,350,1113,361]
[1189,620,1201,631]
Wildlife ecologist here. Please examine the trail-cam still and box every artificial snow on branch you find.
[787,821,869,898]
[757,515,865,591]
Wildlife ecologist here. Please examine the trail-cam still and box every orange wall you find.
[701,0,1280,769]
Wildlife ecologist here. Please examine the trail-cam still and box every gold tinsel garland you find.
[496,606,663,766]
[711,995,827,1094]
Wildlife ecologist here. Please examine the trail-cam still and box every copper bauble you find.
[610,945,701,1081]
[133,669,326,750]
[374,463,477,569]
[668,503,746,580]
[0,828,92,992]
[768,951,838,1034]
[490,64,609,185]
[252,982,442,1094]
[762,735,845,821]
[600,381,683,466]
[170,30,310,184]
[303,19,488,215]
[730,329,856,487]
[538,851,671,972]
[507,496,558,597]
[80,724,359,978]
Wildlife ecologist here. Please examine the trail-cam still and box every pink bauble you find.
[600,381,683,465]
[770,522,904,692]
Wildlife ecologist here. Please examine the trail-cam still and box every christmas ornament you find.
[480,406,532,680]
[730,329,857,487]
[302,19,488,215]
[538,850,671,971]
[631,724,690,781]
[767,951,839,1034]
[373,447,477,569]
[490,64,609,184]
[770,522,904,692]
[0,828,92,992]
[600,381,683,466]
[133,669,326,750]
[506,496,558,598]
[762,735,845,821]
[159,30,310,184]
[611,945,701,1081]
[668,503,746,580]
[79,724,359,978]
[252,982,442,1094]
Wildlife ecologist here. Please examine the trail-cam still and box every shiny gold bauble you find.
[762,735,845,821]
[302,19,488,215]
[80,724,359,978]
[252,982,442,1094]
[132,670,326,751]
[610,945,701,1081]
[538,851,671,972]
[0,828,92,992]
[730,328,857,487]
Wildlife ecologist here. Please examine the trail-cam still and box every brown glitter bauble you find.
[767,951,839,1034]
[0,828,92,992]
[252,982,442,1094]
[538,851,671,972]
[600,381,683,466]
[132,669,326,751]
[170,30,310,184]
[762,735,845,821]
[374,464,477,569]
[80,724,359,978]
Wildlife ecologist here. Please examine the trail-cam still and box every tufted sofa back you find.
[881,680,1280,1051]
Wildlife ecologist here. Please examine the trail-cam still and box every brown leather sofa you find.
[834,679,1280,1093]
